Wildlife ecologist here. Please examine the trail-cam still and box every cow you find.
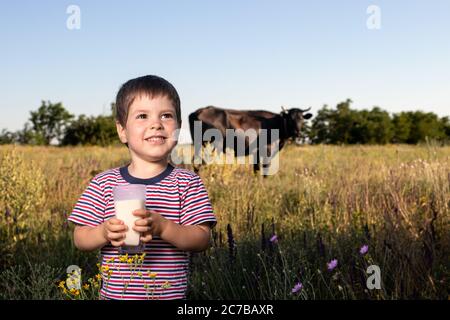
[188,106,313,175]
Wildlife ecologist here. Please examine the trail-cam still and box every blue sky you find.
[1,0,449,143]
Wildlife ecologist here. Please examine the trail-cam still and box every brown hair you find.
[115,75,181,128]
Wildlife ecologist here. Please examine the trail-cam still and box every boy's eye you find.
[161,113,173,119]
[136,114,147,119]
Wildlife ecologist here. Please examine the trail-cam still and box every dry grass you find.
[0,143,449,299]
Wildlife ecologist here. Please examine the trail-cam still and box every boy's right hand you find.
[102,218,127,247]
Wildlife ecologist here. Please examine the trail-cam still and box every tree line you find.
[1,99,449,146]
[0,101,119,146]
[305,99,450,144]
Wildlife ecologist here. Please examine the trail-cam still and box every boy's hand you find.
[103,218,127,247]
[132,209,169,243]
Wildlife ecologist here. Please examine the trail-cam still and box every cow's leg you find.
[252,140,261,174]
[258,136,277,177]
[255,132,270,176]
[260,151,270,177]
[248,135,261,174]
[261,164,271,176]
[261,141,272,176]
[191,151,201,173]
[191,141,207,173]
[253,157,261,174]
[261,139,281,176]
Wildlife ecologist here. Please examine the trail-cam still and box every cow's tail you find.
[188,110,201,144]
[188,109,204,172]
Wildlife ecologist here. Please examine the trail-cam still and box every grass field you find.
[0,143,449,299]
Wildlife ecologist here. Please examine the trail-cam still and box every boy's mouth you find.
[144,135,167,143]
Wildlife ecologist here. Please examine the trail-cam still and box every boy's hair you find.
[115,75,181,128]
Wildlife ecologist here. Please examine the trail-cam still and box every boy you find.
[68,75,216,300]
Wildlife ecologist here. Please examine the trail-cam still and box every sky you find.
[1,0,449,143]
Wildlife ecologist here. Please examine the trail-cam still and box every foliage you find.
[61,114,119,146]
[28,101,74,145]
[0,148,47,254]
[0,144,448,299]
[310,99,449,145]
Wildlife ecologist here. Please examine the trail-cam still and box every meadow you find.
[0,143,448,299]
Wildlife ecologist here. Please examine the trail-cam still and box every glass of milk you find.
[113,184,147,254]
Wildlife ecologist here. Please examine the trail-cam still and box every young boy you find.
[68,75,216,300]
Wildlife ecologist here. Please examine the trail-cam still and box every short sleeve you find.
[68,177,106,227]
[180,174,216,228]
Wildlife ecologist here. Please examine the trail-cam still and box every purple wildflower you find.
[360,244,369,255]
[269,234,278,244]
[291,282,303,293]
[327,259,338,271]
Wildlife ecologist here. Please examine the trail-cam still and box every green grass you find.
[0,143,449,299]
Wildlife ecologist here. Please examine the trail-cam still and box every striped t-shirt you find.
[68,163,216,300]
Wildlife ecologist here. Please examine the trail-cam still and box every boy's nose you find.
[149,121,163,130]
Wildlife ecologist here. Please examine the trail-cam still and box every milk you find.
[114,199,145,246]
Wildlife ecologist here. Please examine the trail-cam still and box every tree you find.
[0,129,15,145]
[29,101,74,145]
[392,112,412,143]
[362,107,394,144]
[61,114,119,146]
[408,111,447,143]
[331,99,355,144]
[0,124,46,145]
[309,101,448,145]
[310,105,333,144]
[16,123,47,145]
[440,116,450,142]
[392,111,447,144]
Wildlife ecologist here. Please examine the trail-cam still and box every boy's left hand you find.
[132,209,168,243]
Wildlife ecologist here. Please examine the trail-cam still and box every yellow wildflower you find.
[58,281,65,289]
[148,272,157,278]
[162,281,171,289]
[96,274,102,281]
[83,284,90,290]
[101,265,110,273]
[127,258,133,264]
[71,268,82,276]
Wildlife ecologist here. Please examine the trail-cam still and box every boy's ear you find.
[116,121,127,144]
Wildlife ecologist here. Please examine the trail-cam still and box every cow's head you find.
[280,106,313,139]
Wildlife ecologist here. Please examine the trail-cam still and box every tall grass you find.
[0,143,448,299]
